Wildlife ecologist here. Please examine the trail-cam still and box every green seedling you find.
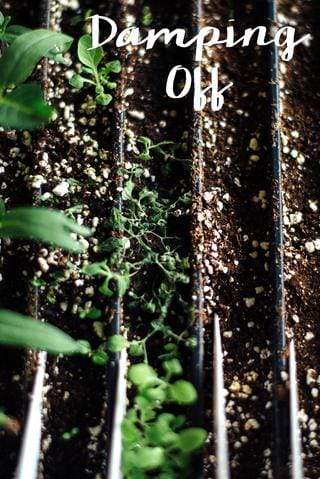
[0,12,73,129]
[80,134,205,476]
[70,34,121,105]
[137,136,175,161]
[0,13,69,64]
[62,427,80,441]
[122,362,207,477]
[141,6,153,27]
[90,334,127,366]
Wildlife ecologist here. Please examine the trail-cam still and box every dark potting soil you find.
[198,1,278,478]
[0,0,320,478]
[279,1,320,477]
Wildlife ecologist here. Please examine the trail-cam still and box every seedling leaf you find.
[0,83,53,130]
[177,428,207,453]
[78,34,103,69]
[169,380,197,405]
[107,334,127,353]
[0,207,91,252]
[132,447,165,471]
[0,310,90,355]
[0,29,73,88]
[128,363,157,386]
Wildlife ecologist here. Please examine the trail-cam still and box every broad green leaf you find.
[96,93,112,106]
[147,420,171,445]
[169,380,197,405]
[99,276,114,297]
[3,26,69,64]
[98,272,129,298]
[0,310,90,355]
[135,395,157,422]
[177,428,207,453]
[0,207,91,252]
[107,334,127,353]
[2,24,30,43]
[0,83,53,130]
[78,34,103,69]
[128,363,157,386]
[122,180,134,200]
[132,447,165,471]
[0,29,73,88]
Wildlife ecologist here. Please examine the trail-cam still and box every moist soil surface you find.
[279,1,320,477]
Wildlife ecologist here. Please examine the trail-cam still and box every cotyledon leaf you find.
[0,29,73,88]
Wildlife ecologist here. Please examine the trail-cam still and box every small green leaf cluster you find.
[70,34,121,106]
[122,361,207,477]
[62,427,80,441]
[0,12,73,129]
[84,149,190,318]
[141,6,153,27]
[91,334,127,366]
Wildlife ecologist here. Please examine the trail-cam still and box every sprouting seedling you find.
[0,201,91,253]
[62,427,80,441]
[70,9,93,32]
[0,13,73,129]
[141,5,153,27]
[137,136,175,161]
[70,34,121,106]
